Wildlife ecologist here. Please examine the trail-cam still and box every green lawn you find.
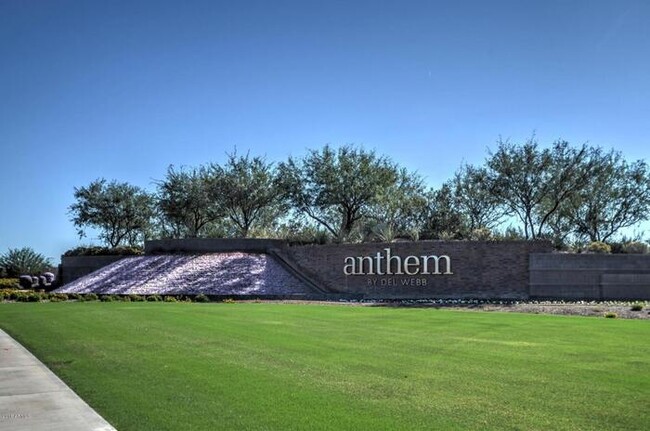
[0,303,648,430]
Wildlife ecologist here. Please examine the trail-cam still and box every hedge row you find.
[62,246,144,257]
[0,278,19,289]
[0,291,224,303]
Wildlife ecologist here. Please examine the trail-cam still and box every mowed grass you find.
[0,303,648,430]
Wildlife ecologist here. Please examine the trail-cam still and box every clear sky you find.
[1,0,649,262]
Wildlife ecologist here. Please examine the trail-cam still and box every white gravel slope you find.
[55,253,309,295]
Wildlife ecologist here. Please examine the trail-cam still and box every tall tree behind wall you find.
[452,163,504,233]
[557,149,650,243]
[209,152,286,237]
[69,179,155,247]
[155,165,222,238]
[486,137,594,240]
[278,145,402,242]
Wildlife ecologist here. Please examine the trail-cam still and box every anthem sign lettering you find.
[343,248,452,287]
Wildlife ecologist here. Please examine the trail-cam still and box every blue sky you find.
[1,0,649,262]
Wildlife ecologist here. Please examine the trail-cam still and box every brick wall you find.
[62,240,649,300]
[530,254,650,300]
[289,240,553,299]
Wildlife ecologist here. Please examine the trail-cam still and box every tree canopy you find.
[69,179,155,247]
[367,167,428,241]
[452,163,503,232]
[67,139,650,248]
[156,165,220,238]
[566,151,650,242]
[486,137,594,240]
[279,145,408,241]
[210,152,285,237]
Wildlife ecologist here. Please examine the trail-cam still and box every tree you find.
[367,167,429,240]
[155,165,220,238]
[566,151,650,242]
[486,137,594,239]
[210,152,285,237]
[69,179,155,247]
[0,247,52,277]
[278,145,401,241]
[421,184,467,239]
[452,163,504,231]
[540,205,576,249]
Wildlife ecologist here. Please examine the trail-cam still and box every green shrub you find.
[120,295,132,302]
[26,293,42,302]
[0,247,52,278]
[371,223,397,243]
[586,241,611,254]
[0,278,19,289]
[13,293,28,302]
[608,242,624,254]
[492,226,526,241]
[469,228,494,241]
[100,294,118,302]
[83,293,99,301]
[631,303,644,311]
[49,293,69,302]
[0,292,4,301]
[604,312,617,319]
[174,295,192,303]
[129,294,145,302]
[63,246,144,257]
[164,296,178,302]
[0,288,19,298]
[146,295,162,302]
[68,293,83,300]
[194,293,210,303]
[621,241,649,254]
[9,291,24,300]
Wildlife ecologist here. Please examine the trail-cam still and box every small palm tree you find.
[0,247,52,277]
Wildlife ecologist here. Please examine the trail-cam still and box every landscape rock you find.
[55,253,309,296]
[19,275,34,289]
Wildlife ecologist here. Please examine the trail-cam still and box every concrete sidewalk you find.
[0,329,116,431]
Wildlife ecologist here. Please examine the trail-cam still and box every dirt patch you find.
[241,299,650,319]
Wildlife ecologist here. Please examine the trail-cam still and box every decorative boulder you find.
[38,275,49,287]
[43,272,56,284]
[19,275,34,289]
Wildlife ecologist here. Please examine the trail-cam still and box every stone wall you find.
[289,241,553,299]
[530,254,650,300]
